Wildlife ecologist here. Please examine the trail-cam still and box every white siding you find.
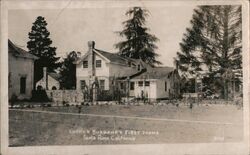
[76,53,111,90]
[47,76,60,90]
[98,77,109,90]
[132,80,157,99]
[130,79,174,99]
[76,76,89,90]
[156,79,170,99]
[76,54,109,77]
[95,57,109,77]
[36,75,60,90]
[76,60,89,78]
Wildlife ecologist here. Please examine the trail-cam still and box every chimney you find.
[43,67,48,90]
[88,41,95,50]
[88,41,95,77]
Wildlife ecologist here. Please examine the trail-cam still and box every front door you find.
[20,77,26,94]
[129,82,135,97]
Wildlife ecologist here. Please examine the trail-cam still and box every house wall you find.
[156,71,181,99]
[76,53,110,90]
[95,59,109,77]
[8,53,34,99]
[130,72,181,100]
[76,76,110,90]
[156,79,170,99]
[76,54,109,78]
[76,53,139,90]
[48,76,60,90]
[76,76,89,90]
[131,80,157,99]
[169,71,181,98]
[36,75,60,90]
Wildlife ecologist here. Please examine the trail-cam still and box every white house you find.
[128,67,181,99]
[75,41,181,100]
[8,39,38,99]
[74,41,141,91]
[36,67,61,90]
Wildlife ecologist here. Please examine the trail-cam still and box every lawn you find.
[9,103,243,146]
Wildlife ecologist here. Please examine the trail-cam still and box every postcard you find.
[1,0,249,155]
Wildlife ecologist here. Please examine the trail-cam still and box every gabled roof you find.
[74,48,144,66]
[94,49,130,65]
[37,72,61,82]
[131,67,175,79]
[8,39,38,60]
[74,46,176,80]
[48,72,61,81]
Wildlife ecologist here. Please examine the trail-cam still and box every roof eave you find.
[93,49,111,63]
[74,49,112,64]
[12,53,38,60]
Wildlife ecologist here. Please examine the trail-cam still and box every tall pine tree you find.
[115,7,161,66]
[177,6,242,76]
[176,5,242,97]
[27,16,61,85]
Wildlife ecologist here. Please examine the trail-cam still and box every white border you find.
[1,1,249,155]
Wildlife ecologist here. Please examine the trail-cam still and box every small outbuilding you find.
[127,67,181,100]
[36,67,61,90]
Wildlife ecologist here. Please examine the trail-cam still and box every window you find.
[100,80,105,90]
[130,82,134,90]
[138,65,141,71]
[96,60,102,68]
[145,81,150,86]
[80,80,86,90]
[20,77,26,94]
[165,81,167,91]
[120,83,124,89]
[128,62,131,67]
[138,81,143,87]
[83,61,88,68]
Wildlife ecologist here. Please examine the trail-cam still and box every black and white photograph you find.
[1,0,249,155]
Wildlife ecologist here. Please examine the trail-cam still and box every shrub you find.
[62,101,68,106]
[97,90,113,101]
[9,94,18,107]
[31,90,50,102]
[97,89,126,101]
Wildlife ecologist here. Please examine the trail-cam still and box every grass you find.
[9,103,243,146]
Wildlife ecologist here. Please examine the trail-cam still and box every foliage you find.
[177,6,242,75]
[31,89,51,102]
[60,51,79,89]
[97,90,114,101]
[27,16,61,84]
[115,7,161,66]
[176,6,242,97]
[9,93,18,107]
[181,78,196,93]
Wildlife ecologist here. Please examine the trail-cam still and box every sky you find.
[8,6,196,67]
